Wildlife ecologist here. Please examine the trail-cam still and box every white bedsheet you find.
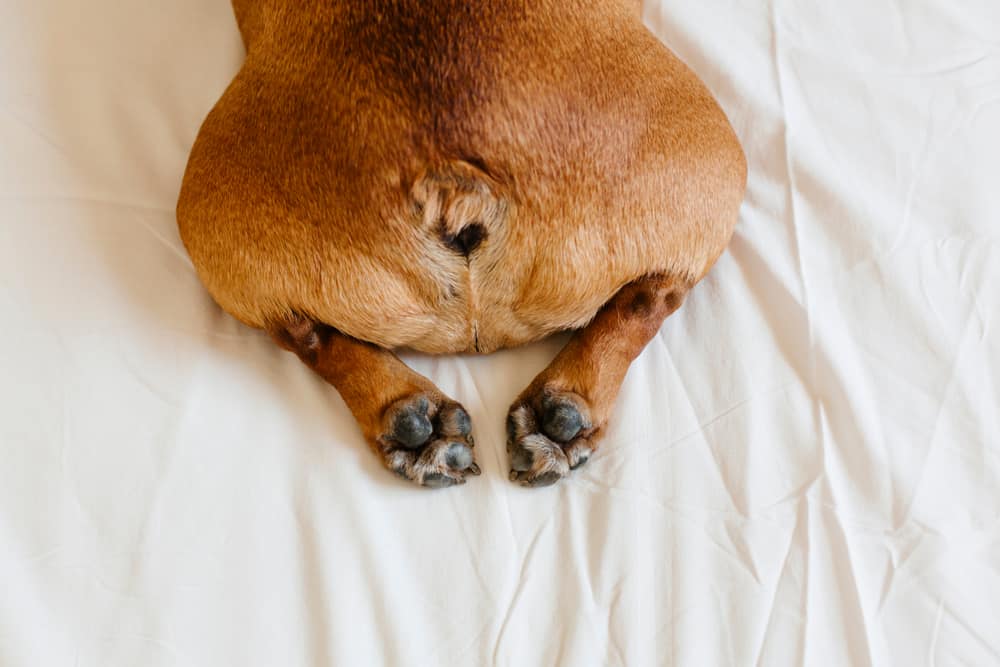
[2,1,998,665]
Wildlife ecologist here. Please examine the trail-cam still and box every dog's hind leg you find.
[506,273,692,487]
[271,315,481,488]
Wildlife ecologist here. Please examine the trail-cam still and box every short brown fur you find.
[177,0,746,486]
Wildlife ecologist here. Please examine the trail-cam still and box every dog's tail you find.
[411,160,508,259]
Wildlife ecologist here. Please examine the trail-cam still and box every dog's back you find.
[178,0,745,353]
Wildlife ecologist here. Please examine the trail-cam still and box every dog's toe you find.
[565,441,592,470]
[506,432,571,486]
[512,470,563,487]
[387,397,434,449]
[541,394,587,443]
[438,404,472,437]
[421,472,463,488]
[444,441,474,470]
[508,439,534,472]
[392,411,433,449]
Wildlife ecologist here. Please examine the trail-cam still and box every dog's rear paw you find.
[378,395,480,488]
[506,390,596,487]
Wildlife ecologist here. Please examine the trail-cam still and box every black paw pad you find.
[541,400,584,443]
[445,442,474,470]
[392,410,433,449]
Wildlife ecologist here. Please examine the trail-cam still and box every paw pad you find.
[391,406,434,449]
[541,395,585,443]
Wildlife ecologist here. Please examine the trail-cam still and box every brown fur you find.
[176,0,746,486]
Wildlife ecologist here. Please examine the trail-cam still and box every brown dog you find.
[176,0,746,487]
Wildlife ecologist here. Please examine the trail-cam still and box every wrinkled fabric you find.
[1,1,997,665]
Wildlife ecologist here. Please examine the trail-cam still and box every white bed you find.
[2,1,998,665]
